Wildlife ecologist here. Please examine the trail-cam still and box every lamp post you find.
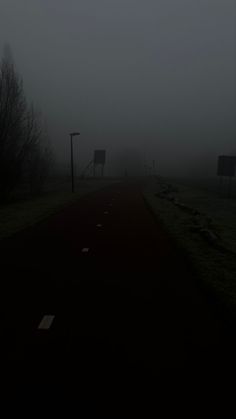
[70,132,80,193]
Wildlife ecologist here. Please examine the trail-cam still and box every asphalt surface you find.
[0,180,236,415]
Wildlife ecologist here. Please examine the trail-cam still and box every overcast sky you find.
[0,0,236,176]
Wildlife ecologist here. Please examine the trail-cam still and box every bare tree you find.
[27,121,54,195]
[0,46,28,197]
[0,45,53,200]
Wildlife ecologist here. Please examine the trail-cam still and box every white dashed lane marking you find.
[38,315,55,330]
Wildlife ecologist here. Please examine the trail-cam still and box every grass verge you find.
[143,177,236,319]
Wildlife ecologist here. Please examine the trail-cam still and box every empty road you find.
[0,180,235,415]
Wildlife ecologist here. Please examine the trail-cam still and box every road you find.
[0,180,235,415]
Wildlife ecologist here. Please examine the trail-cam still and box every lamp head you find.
[70,132,80,136]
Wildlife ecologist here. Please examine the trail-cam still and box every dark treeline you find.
[0,45,53,202]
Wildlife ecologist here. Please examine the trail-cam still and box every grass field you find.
[143,176,236,316]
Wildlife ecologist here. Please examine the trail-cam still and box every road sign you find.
[94,150,106,165]
[217,156,236,177]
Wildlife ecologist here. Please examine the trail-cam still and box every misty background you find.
[0,0,235,177]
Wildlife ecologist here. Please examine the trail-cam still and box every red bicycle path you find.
[0,180,235,415]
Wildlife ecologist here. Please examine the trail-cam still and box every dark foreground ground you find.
[0,180,236,416]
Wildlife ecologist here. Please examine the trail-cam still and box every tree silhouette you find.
[0,45,52,199]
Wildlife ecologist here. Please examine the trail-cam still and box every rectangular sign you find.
[94,150,106,165]
[217,156,236,177]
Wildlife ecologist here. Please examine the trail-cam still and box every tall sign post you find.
[217,155,236,198]
[93,150,106,178]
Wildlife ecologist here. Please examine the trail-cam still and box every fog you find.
[0,0,235,177]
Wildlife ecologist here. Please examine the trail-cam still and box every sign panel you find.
[94,150,106,165]
[217,156,236,177]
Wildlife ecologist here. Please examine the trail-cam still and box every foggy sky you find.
[0,0,236,176]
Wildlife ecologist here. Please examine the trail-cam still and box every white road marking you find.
[96,224,102,227]
[82,248,89,252]
[38,315,55,330]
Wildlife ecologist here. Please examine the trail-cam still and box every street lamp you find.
[70,132,80,193]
